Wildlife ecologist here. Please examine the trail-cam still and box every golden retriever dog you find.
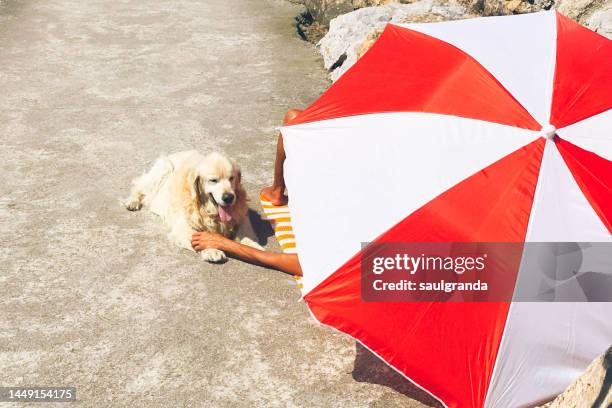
[124,150,262,262]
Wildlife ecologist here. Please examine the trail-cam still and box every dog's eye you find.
[229,176,234,182]
[209,178,218,183]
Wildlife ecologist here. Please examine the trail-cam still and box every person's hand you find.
[191,231,231,252]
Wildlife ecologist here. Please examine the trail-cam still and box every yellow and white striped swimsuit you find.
[259,195,297,254]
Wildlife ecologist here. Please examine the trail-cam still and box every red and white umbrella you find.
[281,10,611,408]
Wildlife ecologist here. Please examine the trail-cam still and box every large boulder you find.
[585,3,612,37]
[304,0,355,26]
[538,346,612,408]
[317,0,472,81]
[304,0,408,26]
[458,0,612,35]
[458,0,554,15]
[301,0,611,27]
[316,0,610,81]
[556,0,600,20]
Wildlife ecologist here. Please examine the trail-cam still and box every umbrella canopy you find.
[281,10,611,408]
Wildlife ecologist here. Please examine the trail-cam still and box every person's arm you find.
[191,232,302,276]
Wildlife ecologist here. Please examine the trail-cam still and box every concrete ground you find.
[0,0,437,406]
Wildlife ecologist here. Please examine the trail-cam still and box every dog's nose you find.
[222,193,235,204]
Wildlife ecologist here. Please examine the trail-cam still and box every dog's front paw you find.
[240,237,264,251]
[124,199,142,211]
[200,248,227,263]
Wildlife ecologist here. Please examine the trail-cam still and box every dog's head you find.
[191,152,243,223]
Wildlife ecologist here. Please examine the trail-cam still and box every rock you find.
[304,0,355,25]
[555,0,612,39]
[296,9,330,43]
[317,1,472,81]
[313,0,610,81]
[354,0,404,7]
[356,28,385,59]
[304,0,416,26]
[556,0,599,20]
[457,0,611,38]
[585,3,612,38]
[457,0,554,15]
[537,346,612,408]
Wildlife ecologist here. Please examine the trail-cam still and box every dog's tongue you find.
[218,205,232,222]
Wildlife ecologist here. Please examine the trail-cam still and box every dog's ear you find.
[189,171,205,205]
[232,162,247,205]
[233,161,242,185]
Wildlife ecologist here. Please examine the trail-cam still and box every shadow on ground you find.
[249,209,275,247]
[353,344,442,408]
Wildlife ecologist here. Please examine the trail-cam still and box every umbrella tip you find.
[541,124,557,140]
